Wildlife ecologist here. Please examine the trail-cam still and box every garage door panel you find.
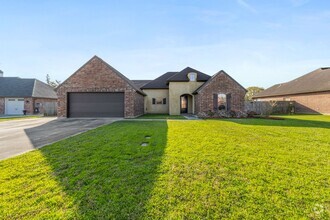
[68,93,124,117]
[5,98,25,115]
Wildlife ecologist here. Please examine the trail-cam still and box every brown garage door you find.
[68,92,124,117]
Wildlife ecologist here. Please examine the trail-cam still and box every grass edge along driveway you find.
[0,115,329,219]
[0,115,41,122]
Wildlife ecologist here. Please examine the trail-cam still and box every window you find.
[213,93,231,111]
[152,98,156,104]
[187,72,197,81]
[217,94,227,110]
[163,98,166,105]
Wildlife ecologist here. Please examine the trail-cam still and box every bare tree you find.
[46,74,61,88]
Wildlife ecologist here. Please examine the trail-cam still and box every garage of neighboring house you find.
[5,98,25,115]
[57,56,145,118]
[0,75,58,115]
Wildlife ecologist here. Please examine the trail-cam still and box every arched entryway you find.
[180,94,193,114]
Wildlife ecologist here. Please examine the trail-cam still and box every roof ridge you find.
[194,70,247,94]
[95,56,146,95]
[56,56,146,96]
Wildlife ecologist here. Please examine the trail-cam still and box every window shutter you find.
[213,94,218,111]
[226,93,231,111]
[163,98,166,105]
[152,98,156,105]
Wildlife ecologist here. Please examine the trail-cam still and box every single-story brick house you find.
[0,71,57,115]
[57,56,246,118]
[253,67,330,114]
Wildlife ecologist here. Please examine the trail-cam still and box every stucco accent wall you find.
[169,81,204,115]
[254,91,330,114]
[142,89,169,114]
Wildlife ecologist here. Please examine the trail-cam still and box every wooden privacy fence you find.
[43,102,57,116]
[244,101,295,115]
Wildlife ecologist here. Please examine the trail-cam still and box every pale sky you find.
[1,0,329,88]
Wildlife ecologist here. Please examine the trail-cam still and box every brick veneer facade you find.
[57,56,144,118]
[25,98,57,115]
[0,98,4,114]
[255,91,330,114]
[0,97,56,115]
[195,71,246,114]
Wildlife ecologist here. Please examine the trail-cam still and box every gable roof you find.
[32,79,58,98]
[141,72,178,89]
[167,67,211,82]
[253,67,330,98]
[0,77,57,98]
[57,56,146,95]
[193,70,247,94]
[131,80,152,89]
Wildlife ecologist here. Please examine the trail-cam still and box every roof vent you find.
[321,67,330,70]
[0,70,3,77]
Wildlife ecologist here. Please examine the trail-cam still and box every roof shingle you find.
[254,68,330,98]
[141,72,177,89]
[0,77,57,98]
[167,67,211,82]
[131,80,152,89]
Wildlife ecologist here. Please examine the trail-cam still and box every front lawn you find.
[0,116,329,219]
[137,114,186,120]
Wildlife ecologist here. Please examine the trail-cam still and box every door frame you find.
[180,95,188,114]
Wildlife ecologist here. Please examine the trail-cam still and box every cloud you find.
[236,0,257,14]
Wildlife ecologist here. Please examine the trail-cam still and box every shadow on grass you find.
[38,121,168,218]
[224,117,330,129]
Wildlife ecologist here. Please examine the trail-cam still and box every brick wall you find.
[195,72,246,114]
[133,92,145,117]
[0,97,56,115]
[57,56,144,118]
[34,98,57,115]
[255,91,330,114]
[24,98,34,114]
[0,98,4,114]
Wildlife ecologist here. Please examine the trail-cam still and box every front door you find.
[180,95,188,113]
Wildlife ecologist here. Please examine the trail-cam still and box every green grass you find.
[137,114,186,119]
[0,116,329,219]
[0,115,41,122]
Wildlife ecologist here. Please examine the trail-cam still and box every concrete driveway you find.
[0,117,121,160]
